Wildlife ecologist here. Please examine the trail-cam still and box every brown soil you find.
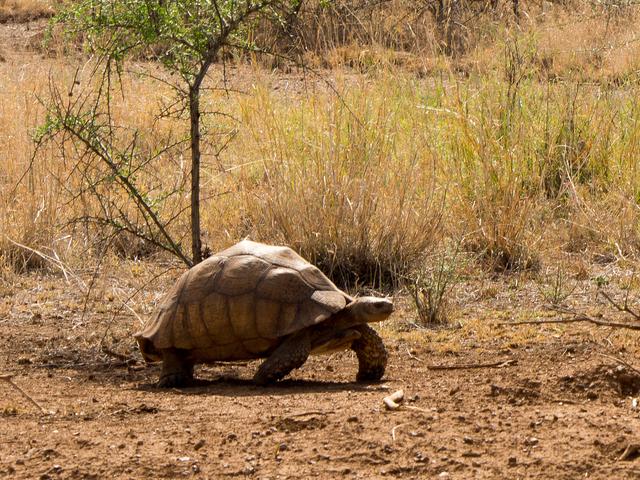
[2,18,640,480]
[2,268,640,480]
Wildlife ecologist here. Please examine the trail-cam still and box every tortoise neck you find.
[328,305,359,330]
[307,306,358,348]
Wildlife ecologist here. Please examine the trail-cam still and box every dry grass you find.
[0,0,55,23]
[2,1,640,290]
[233,81,444,288]
[254,1,640,83]
[0,59,61,271]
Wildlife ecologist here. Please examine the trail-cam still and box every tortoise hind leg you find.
[158,348,194,388]
[352,324,387,382]
[253,332,310,385]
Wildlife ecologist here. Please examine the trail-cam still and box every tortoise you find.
[135,240,393,387]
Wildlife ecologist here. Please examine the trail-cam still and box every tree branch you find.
[51,101,192,266]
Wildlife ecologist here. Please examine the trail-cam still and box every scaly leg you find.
[253,331,310,385]
[158,348,194,388]
[351,324,387,382]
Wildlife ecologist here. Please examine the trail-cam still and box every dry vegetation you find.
[3,3,640,479]
[0,0,54,23]
[2,0,640,286]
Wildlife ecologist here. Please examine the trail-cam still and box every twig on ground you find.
[35,361,130,369]
[599,290,640,321]
[391,423,407,441]
[101,345,136,363]
[406,348,422,362]
[427,359,516,370]
[596,353,640,377]
[498,314,640,330]
[619,443,640,461]
[0,374,47,414]
[405,405,431,413]
[285,410,335,418]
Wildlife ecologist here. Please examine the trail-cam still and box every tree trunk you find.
[189,86,202,265]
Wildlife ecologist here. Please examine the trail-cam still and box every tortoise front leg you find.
[351,324,387,382]
[253,331,311,385]
[158,348,194,388]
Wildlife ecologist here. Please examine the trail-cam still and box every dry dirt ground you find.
[2,18,640,480]
[2,262,640,480]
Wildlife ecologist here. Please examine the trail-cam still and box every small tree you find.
[37,0,300,266]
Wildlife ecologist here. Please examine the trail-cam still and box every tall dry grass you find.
[0,0,55,23]
[233,81,444,288]
[0,59,63,271]
[2,0,640,288]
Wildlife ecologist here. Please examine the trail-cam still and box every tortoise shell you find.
[135,240,351,362]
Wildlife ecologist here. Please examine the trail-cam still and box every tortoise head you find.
[345,296,394,324]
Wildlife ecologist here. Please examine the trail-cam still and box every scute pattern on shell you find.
[135,240,351,362]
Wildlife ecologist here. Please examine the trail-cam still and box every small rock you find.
[438,472,450,479]
[414,452,428,463]
[383,390,405,410]
[242,465,256,475]
[347,416,359,423]
[194,439,205,450]
[223,433,238,444]
[508,456,517,466]
[278,443,288,452]
[42,449,57,460]
[463,436,474,444]
[524,437,538,446]
[462,451,481,458]
[177,456,191,462]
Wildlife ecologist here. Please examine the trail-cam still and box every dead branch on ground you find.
[596,353,640,377]
[498,314,640,330]
[101,345,137,364]
[427,359,516,370]
[0,374,48,414]
[619,443,640,461]
[599,290,640,321]
[499,291,640,331]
